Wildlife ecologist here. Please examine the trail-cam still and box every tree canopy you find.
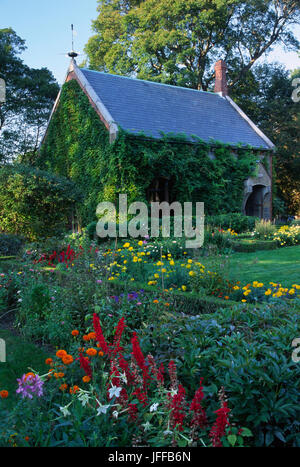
[85,0,300,90]
[0,28,59,163]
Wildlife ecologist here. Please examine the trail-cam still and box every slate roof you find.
[80,68,272,150]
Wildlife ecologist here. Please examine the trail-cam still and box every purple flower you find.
[96,280,102,284]
[128,291,139,301]
[16,374,44,399]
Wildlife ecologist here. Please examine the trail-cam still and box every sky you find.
[1,0,300,85]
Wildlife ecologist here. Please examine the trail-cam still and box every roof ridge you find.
[80,67,218,96]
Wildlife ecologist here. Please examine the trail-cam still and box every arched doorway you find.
[245,185,265,218]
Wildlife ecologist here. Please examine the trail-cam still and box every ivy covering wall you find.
[39,79,259,227]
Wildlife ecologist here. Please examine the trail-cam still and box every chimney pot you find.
[214,60,228,96]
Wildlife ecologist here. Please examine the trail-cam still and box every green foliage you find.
[139,301,300,446]
[206,212,257,233]
[0,233,24,256]
[0,164,82,240]
[254,219,277,239]
[85,1,299,92]
[0,28,59,161]
[39,79,258,226]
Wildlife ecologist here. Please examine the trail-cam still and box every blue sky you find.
[1,0,300,85]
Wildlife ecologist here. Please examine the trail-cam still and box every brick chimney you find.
[214,60,228,97]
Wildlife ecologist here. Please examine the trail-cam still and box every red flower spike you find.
[93,313,110,355]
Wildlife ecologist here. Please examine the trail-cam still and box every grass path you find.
[209,245,300,287]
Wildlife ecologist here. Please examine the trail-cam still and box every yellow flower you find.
[123,243,130,248]
[189,271,196,277]
[182,285,187,292]
[265,289,272,296]
[138,241,144,246]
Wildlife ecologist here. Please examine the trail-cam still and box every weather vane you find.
[68,24,79,59]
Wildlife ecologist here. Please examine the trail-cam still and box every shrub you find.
[206,213,257,233]
[0,164,82,240]
[0,234,24,256]
[273,225,300,247]
[254,220,277,239]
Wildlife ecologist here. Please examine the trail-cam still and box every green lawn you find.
[227,245,300,287]
[0,329,48,409]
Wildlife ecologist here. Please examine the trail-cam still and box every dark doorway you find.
[245,185,265,218]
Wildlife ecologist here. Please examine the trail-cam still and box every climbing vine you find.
[39,79,261,226]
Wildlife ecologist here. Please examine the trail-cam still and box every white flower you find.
[112,410,119,419]
[96,404,110,415]
[77,391,90,407]
[170,388,178,397]
[120,372,127,384]
[149,402,159,412]
[60,403,72,417]
[142,421,152,432]
[108,385,122,399]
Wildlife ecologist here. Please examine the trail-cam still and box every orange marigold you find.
[59,384,68,391]
[45,358,53,365]
[87,332,96,340]
[0,390,9,399]
[54,372,65,379]
[98,351,104,357]
[69,385,80,394]
[56,350,67,358]
[71,330,79,336]
[86,348,97,357]
[83,335,90,342]
[62,355,74,365]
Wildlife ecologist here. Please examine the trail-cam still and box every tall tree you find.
[0,28,59,163]
[85,0,300,90]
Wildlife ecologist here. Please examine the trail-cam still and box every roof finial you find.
[68,24,79,59]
